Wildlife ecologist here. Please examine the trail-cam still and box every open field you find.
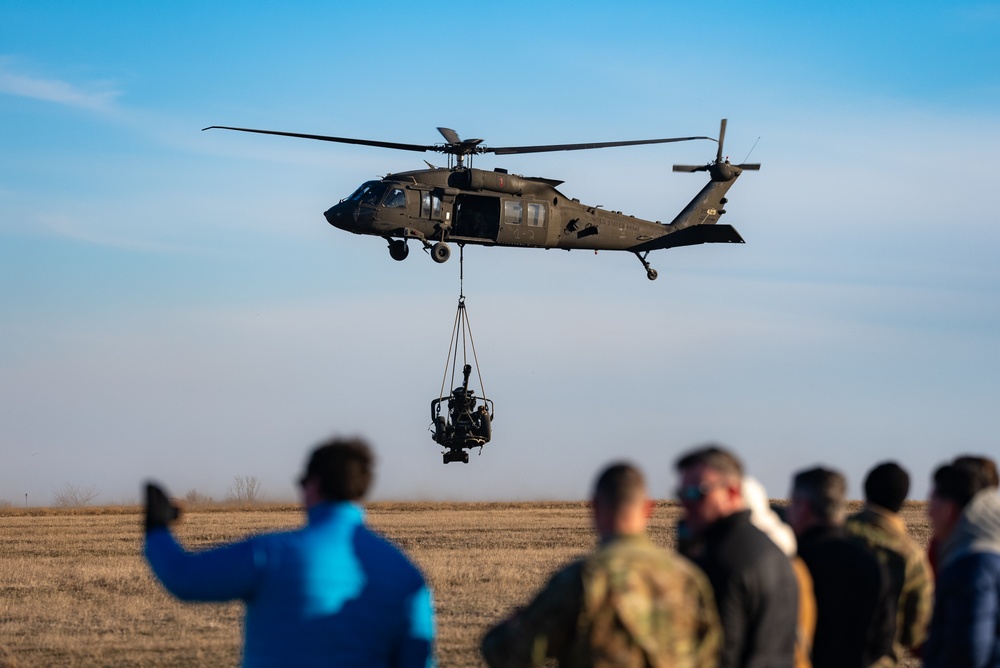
[0,500,930,667]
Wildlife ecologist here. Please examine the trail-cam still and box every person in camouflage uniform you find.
[845,461,933,666]
[481,462,721,668]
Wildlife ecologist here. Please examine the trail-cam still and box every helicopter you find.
[203,119,759,280]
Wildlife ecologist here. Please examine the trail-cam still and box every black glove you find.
[145,482,180,533]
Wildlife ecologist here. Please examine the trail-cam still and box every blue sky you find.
[2,2,999,506]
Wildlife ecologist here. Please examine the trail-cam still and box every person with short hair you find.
[481,462,721,668]
[845,461,933,665]
[786,466,894,668]
[143,437,435,668]
[926,454,999,578]
[921,459,1000,667]
[675,445,799,668]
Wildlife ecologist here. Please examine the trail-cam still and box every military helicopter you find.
[203,119,758,280]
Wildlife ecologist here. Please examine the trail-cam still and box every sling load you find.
[430,249,494,464]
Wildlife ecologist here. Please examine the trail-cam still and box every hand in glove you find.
[145,482,180,533]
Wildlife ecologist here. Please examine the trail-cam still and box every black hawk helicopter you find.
[204,119,758,280]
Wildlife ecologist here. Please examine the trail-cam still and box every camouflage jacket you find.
[846,504,934,664]
[481,533,721,668]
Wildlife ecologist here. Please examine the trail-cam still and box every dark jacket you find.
[922,490,1000,668]
[687,510,799,668]
[796,525,894,668]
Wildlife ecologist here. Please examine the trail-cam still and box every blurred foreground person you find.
[927,454,998,577]
[143,437,435,668]
[844,461,933,665]
[786,467,894,668]
[481,462,721,668]
[922,460,1000,668]
[742,476,816,668]
[675,446,799,668]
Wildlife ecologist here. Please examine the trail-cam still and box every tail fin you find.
[631,119,760,250]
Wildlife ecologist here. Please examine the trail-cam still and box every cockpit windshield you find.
[347,181,387,204]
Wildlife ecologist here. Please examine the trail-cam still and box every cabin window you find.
[421,192,442,219]
[503,200,522,225]
[526,202,546,227]
[383,188,406,209]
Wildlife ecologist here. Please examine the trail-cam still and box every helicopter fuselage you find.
[324,163,747,275]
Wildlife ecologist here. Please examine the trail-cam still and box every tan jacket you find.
[846,504,934,664]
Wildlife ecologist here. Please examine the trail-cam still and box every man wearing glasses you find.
[143,437,436,668]
[675,445,798,668]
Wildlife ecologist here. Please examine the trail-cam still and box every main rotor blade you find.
[672,164,710,172]
[736,163,761,170]
[490,136,714,155]
[717,119,727,163]
[437,127,462,144]
[202,126,436,153]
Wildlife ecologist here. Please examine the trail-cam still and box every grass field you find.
[0,500,930,667]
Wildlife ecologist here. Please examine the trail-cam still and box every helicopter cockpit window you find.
[420,192,442,219]
[383,188,406,209]
[526,202,546,227]
[348,181,385,205]
[503,200,522,225]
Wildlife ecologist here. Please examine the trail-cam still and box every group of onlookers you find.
[142,438,1000,667]
[482,447,1000,668]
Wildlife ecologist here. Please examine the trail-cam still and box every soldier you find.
[143,437,435,668]
[481,462,721,668]
[845,462,933,665]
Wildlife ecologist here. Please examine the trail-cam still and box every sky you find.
[2,2,999,507]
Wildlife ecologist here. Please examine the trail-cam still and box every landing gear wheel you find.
[634,251,658,281]
[431,242,451,264]
[388,239,409,261]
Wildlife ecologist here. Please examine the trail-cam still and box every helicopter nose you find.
[324,202,356,231]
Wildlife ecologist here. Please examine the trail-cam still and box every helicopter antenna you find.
[741,136,761,165]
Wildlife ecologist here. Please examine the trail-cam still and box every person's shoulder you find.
[712,512,786,567]
[942,548,1000,580]
[590,537,706,584]
[352,523,414,559]
[847,509,920,552]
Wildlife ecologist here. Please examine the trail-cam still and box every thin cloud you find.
[0,58,120,113]
[36,212,207,255]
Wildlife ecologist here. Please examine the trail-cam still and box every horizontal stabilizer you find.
[630,224,744,252]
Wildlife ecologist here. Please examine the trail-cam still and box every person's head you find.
[928,462,988,542]
[591,462,652,541]
[674,445,745,534]
[863,461,910,513]
[787,466,847,536]
[952,455,999,490]
[300,437,374,508]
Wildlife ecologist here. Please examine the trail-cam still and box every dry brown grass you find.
[0,501,931,667]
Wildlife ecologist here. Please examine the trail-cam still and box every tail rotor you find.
[673,119,760,177]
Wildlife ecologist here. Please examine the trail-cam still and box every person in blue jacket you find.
[143,437,436,668]
[923,459,1000,668]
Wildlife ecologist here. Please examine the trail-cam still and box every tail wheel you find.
[431,242,451,263]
